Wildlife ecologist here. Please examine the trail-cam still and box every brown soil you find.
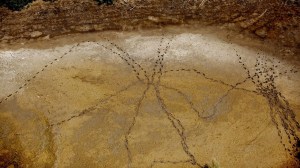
[0,0,299,58]
[0,28,300,168]
[0,119,22,168]
[0,1,300,167]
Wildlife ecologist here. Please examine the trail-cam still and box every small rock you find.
[255,27,267,38]
[30,31,43,38]
[43,35,50,40]
[233,16,246,22]
[148,16,159,23]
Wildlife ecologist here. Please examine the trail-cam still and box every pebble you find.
[30,31,43,38]
[255,27,267,38]
[148,16,159,23]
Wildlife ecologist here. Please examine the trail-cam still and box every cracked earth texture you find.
[0,28,300,168]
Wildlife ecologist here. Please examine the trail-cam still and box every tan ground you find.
[0,27,300,168]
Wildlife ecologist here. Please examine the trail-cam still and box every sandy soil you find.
[0,27,300,168]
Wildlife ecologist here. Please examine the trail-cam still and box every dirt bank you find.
[0,0,300,60]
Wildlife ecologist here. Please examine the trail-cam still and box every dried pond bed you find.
[0,28,300,167]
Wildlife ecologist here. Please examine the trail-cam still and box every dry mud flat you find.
[0,27,300,168]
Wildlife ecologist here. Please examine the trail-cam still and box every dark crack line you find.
[277,92,300,131]
[159,84,205,119]
[124,83,150,168]
[270,99,299,155]
[104,37,149,79]
[98,38,149,82]
[151,35,165,83]
[151,35,174,84]
[160,77,249,120]
[99,43,143,81]
[203,77,251,119]
[236,50,300,159]
[154,84,204,168]
[156,36,174,85]
[163,68,256,94]
[269,104,291,153]
[0,43,80,105]
[50,81,140,127]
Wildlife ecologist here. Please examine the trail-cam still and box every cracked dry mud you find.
[0,28,300,168]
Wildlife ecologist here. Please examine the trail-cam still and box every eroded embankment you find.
[0,0,300,59]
